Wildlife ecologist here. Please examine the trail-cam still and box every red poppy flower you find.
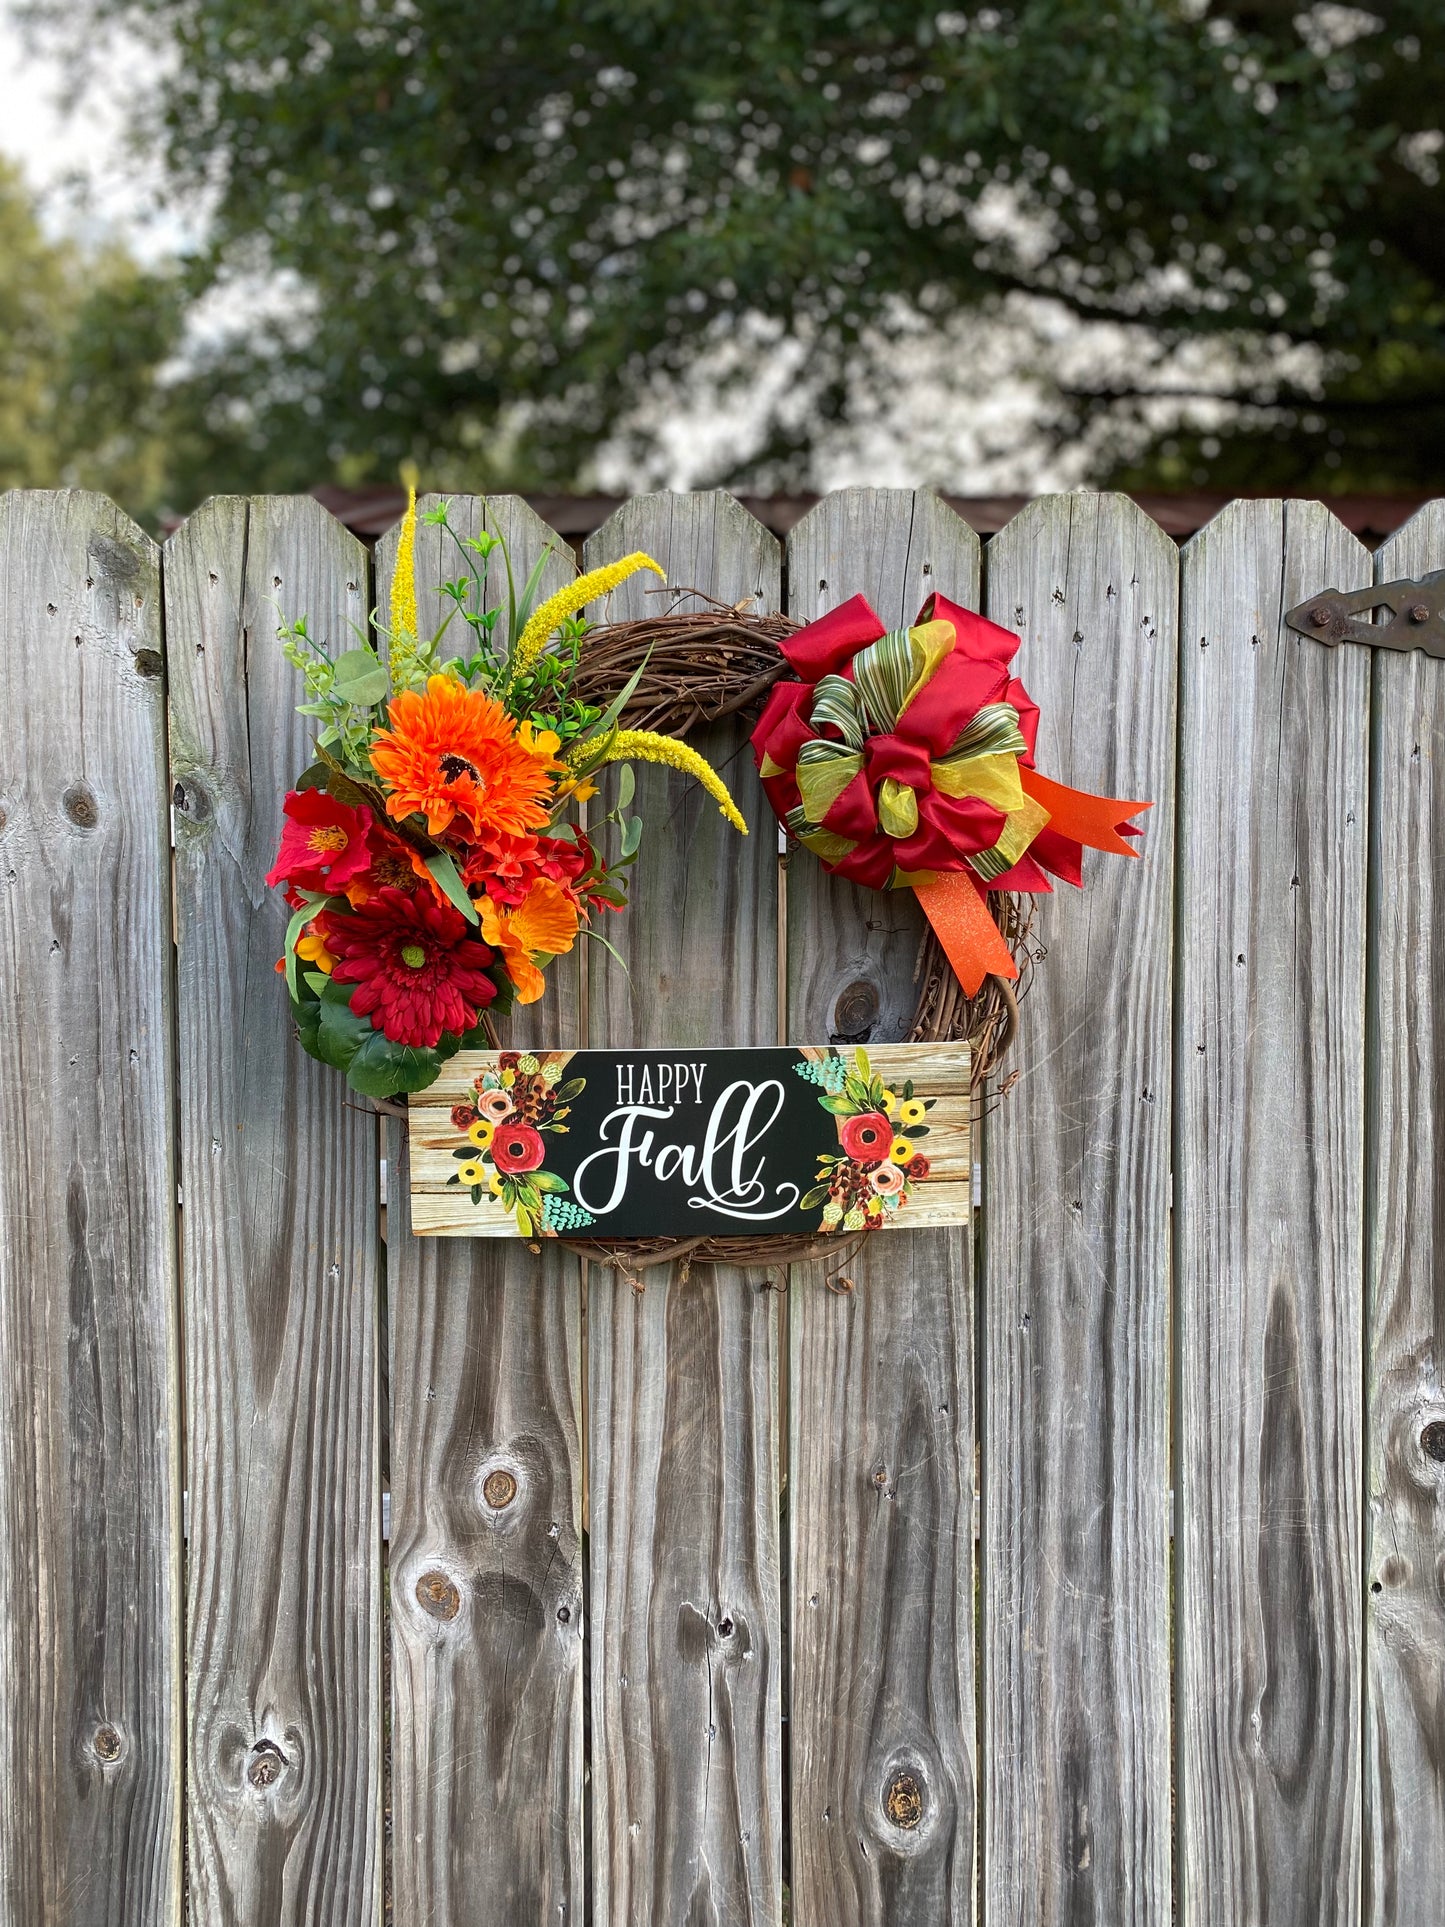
[491,1122,546,1175]
[462,829,600,911]
[838,1111,892,1161]
[320,887,497,1048]
[267,789,374,894]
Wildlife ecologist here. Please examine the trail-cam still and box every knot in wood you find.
[247,1740,286,1789]
[483,1467,518,1509]
[63,785,98,829]
[92,1723,124,1764]
[884,1771,924,1830]
[416,1569,461,1620]
[1420,1420,1445,1464]
[133,648,164,678]
[831,978,879,1044]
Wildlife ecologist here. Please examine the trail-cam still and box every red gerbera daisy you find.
[267,788,374,894]
[320,887,498,1048]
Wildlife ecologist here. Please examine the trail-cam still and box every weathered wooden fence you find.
[0,483,1441,1927]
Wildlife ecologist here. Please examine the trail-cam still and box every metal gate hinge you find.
[1285,571,1445,659]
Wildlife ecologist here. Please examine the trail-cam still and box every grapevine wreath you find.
[266,490,1146,1278]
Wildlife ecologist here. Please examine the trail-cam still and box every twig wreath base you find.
[379,595,1037,1279]
[559,596,1035,1279]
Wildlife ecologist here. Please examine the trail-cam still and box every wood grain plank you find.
[981,492,1176,1927]
[0,490,181,1927]
[1177,499,1367,1927]
[377,497,585,1924]
[167,496,381,1927]
[785,488,980,1927]
[1363,504,1445,1927]
[583,492,783,1927]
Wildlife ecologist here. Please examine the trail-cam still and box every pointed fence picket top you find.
[167,496,383,1926]
[785,487,981,1927]
[982,492,1177,1927]
[4,480,1439,1926]
[582,490,784,1927]
[1363,502,1445,1925]
[1177,500,1368,1927]
[377,498,585,1924]
[0,490,180,1927]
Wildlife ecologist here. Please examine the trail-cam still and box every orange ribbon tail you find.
[914,873,1018,998]
[1018,767,1150,857]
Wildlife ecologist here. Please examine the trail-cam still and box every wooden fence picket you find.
[583,492,784,1927]
[1364,505,1445,1926]
[981,493,1177,1927]
[7,479,1442,1927]
[785,488,981,1927]
[0,490,181,1926]
[379,498,586,1923]
[167,497,382,1926]
[1176,500,1367,1927]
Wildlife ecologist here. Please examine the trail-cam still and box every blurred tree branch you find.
[12,0,1445,501]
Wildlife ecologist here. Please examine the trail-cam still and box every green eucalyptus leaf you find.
[330,647,390,705]
[620,815,643,859]
[616,762,635,810]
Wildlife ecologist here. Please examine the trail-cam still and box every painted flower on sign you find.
[794,1047,935,1231]
[446,1050,592,1237]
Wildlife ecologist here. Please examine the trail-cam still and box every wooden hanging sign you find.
[407,1043,972,1238]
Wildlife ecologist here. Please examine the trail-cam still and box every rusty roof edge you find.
[305,482,1432,547]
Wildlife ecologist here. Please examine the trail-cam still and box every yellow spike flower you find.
[510,552,665,679]
[389,481,418,641]
[577,728,748,834]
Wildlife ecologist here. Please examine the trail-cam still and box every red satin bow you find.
[752,591,1149,995]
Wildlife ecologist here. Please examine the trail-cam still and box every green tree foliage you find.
[0,156,192,519]
[17,2,1445,494]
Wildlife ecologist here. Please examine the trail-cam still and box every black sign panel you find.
[409,1044,971,1240]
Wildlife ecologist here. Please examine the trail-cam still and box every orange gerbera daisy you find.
[479,877,580,1005]
[370,675,563,840]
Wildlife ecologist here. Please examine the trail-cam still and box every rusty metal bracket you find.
[1285,571,1445,659]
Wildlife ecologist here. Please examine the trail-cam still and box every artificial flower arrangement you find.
[267,489,747,1101]
[795,1047,934,1232]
